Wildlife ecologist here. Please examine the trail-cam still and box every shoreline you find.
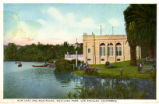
[72,71,154,81]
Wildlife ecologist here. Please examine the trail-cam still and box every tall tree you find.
[124,4,156,65]
[124,6,138,65]
[133,5,156,58]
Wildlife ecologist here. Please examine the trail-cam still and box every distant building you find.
[83,33,141,64]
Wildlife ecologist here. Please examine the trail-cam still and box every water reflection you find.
[54,73,72,84]
[78,76,156,99]
[4,62,156,99]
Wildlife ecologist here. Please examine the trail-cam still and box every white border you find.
[0,0,3,101]
[1,0,158,3]
[0,0,158,104]
[156,2,159,102]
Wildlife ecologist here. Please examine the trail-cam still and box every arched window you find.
[116,43,122,56]
[100,43,105,56]
[88,48,91,53]
[108,43,113,56]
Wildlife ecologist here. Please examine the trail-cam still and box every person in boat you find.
[18,62,22,67]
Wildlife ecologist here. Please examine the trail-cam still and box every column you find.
[113,42,116,62]
[122,41,125,61]
[105,43,107,62]
[96,42,100,64]
[84,42,87,63]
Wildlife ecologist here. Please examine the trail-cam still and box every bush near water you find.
[55,59,81,73]
[84,67,99,75]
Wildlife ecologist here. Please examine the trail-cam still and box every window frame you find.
[116,43,122,56]
[100,43,106,56]
[88,48,91,53]
[108,43,113,56]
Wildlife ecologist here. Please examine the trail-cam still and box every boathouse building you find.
[83,33,141,64]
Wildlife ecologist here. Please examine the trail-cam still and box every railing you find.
[65,54,84,61]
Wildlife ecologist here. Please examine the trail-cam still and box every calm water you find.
[4,61,156,99]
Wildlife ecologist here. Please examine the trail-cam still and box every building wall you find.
[83,34,132,64]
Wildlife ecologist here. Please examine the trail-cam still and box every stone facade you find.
[83,33,141,64]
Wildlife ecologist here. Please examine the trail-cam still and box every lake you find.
[4,61,156,99]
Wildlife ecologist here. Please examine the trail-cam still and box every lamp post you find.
[75,38,78,68]
[75,50,78,67]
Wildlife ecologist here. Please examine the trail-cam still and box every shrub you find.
[48,59,54,63]
[105,61,110,66]
[105,61,115,68]
[84,67,99,75]
[151,70,156,81]
[55,59,74,73]
[70,59,82,65]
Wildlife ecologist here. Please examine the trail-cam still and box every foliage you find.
[4,42,83,61]
[124,4,156,65]
[70,59,82,65]
[4,43,18,61]
[67,83,147,99]
[84,68,99,75]
[105,61,115,68]
[105,61,110,66]
[74,61,154,80]
[55,59,74,73]
[124,4,156,46]
[55,59,82,73]
[151,70,156,81]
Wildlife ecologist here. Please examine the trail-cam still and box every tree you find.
[4,42,83,62]
[134,5,156,58]
[124,6,138,65]
[124,4,156,65]
[4,43,18,60]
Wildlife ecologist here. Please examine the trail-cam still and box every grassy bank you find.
[73,61,155,80]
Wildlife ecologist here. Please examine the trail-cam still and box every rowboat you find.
[15,61,22,67]
[32,64,48,67]
[18,63,22,67]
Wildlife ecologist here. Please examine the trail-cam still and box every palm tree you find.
[134,5,156,58]
[124,4,156,65]
[124,6,138,65]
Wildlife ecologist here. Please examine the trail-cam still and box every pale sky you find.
[4,4,129,45]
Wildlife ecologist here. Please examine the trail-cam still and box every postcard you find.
[1,2,158,104]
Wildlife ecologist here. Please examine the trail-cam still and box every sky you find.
[4,4,129,45]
